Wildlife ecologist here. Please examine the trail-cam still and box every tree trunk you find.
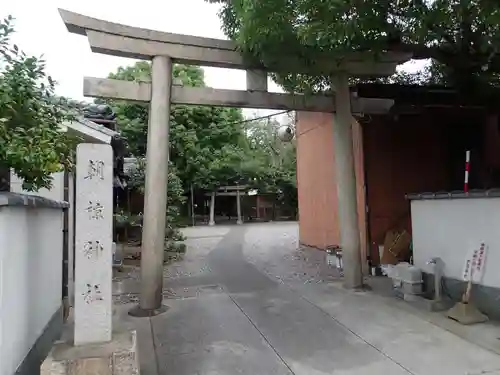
[0,164,10,192]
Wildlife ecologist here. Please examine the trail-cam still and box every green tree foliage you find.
[107,61,249,190]
[115,157,186,248]
[209,0,500,94]
[106,62,299,222]
[243,115,298,215]
[109,63,205,88]
[126,158,186,236]
[0,16,75,191]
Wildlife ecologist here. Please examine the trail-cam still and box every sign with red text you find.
[462,242,487,283]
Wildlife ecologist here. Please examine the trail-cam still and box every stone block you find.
[41,331,138,375]
[68,358,112,375]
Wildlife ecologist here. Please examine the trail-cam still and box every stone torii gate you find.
[59,9,411,315]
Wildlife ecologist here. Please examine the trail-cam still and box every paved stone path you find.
[116,223,500,375]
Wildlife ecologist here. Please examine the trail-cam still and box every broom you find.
[447,258,488,325]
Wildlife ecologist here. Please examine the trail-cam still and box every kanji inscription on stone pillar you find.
[74,143,113,345]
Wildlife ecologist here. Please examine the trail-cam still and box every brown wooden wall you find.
[362,114,450,263]
[296,109,500,266]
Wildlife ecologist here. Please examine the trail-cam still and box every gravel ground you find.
[112,226,229,303]
[242,222,342,286]
[112,222,342,304]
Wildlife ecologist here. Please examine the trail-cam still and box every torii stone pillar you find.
[57,8,409,303]
[209,192,216,226]
[332,73,363,289]
[236,188,243,225]
[131,56,172,315]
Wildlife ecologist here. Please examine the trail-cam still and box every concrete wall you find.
[412,195,500,318]
[411,196,500,288]
[0,194,66,375]
[296,112,367,269]
[296,112,339,249]
[10,171,75,304]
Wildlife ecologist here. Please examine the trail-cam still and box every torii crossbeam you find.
[59,8,411,315]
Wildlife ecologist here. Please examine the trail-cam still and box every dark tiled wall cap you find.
[406,189,500,200]
[0,192,69,209]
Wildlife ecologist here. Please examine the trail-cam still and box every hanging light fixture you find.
[277,125,295,142]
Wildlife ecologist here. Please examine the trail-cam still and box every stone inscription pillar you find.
[74,143,113,345]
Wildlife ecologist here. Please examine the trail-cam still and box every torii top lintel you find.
[58,9,411,77]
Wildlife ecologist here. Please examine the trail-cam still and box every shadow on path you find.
[122,224,500,375]
[142,225,413,375]
[207,225,277,294]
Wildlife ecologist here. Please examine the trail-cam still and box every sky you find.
[1,0,426,121]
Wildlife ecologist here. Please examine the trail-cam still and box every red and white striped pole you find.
[464,150,471,193]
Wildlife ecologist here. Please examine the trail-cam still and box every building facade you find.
[296,84,500,270]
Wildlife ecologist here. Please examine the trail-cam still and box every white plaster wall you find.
[411,198,500,288]
[68,173,75,304]
[10,171,74,303]
[0,206,64,375]
[0,211,5,374]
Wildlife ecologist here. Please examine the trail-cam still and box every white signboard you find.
[462,242,488,283]
[74,143,113,345]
